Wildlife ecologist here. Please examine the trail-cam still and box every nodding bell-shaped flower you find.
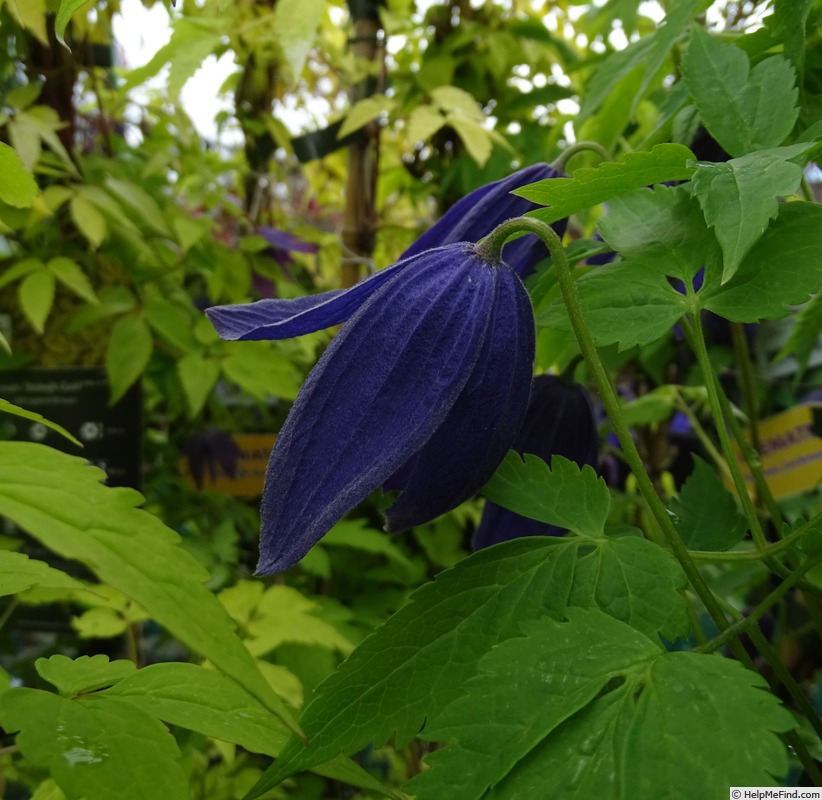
[402,163,567,279]
[207,242,536,574]
[472,374,599,550]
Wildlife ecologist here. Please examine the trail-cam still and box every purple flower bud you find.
[402,164,568,279]
[207,241,535,574]
[183,429,242,489]
[472,374,598,549]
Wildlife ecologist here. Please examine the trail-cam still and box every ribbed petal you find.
[402,164,563,258]
[257,244,500,574]
[205,254,414,341]
[472,375,599,550]
[402,164,567,279]
[383,265,535,531]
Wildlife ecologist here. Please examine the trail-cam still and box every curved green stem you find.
[550,141,613,171]
[478,218,739,646]
[689,516,818,562]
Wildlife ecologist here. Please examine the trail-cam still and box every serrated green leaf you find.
[177,352,220,417]
[338,95,394,139]
[36,655,136,698]
[669,456,747,550]
[221,342,300,401]
[598,185,717,282]
[105,315,152,404]
[54,0,93,47]
[0,398,81,446]
[518,145,696,224]
[681,27,799,157]
[272,0,325,81]
[69,194,106,248]
[247,536,688,797]
[691,143,814,282]
[0,142,38,207]
[102,662,289,755]
[409,610,792,800]
[19,269,56,334]
[47,257,98,304]
[0,550,83,596]
[482,453,610,538]
[699,202,822,321]
[541,262,686,350]
[0,688,188,800]
[0,442,301,735]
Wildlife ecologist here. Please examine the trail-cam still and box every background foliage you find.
[0,0,821,798]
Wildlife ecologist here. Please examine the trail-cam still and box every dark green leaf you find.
[518,145,696,224]
[409,610,793,800]
[597,185,717,282]
[699,202,822,321]
[482,453,610,538]
[776,292,822,373]
[681,26,798,156]
[691,143,814,282]
[668,456,748,550]
[246,537,687,797]
[540,262,686,350]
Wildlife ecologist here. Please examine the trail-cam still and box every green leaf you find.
[597,185,717,282]
[681,26,799,157]
[247,536,687,797]
[104,178,171,237]
[770,0,812,81]
[144,297,197,352]
[447,115,492,167]
[69,194,107,248]
[221,342,301,401]
[323,518,418,579]
[0,399,81,446]
[668,456,747,551]
[47,257,98,304]
[0,442,301,735]
[0,258,43,290]
[0,142,38,207]
[55,0,94,47]
[691,143,813,282]
[0,688,189,800]
[36,655,136,698]
[482,453,610,537]
[19,269,56,334]
[408,610,793,800]
[272,0,326,81]
[406,105,445,144]
[102,662,289,755]
[6,0,48,45]
[540,262,686,350]
[518,145,697,224]
[105,315,153,404]
[338,95,394,139]
[0,550,83,596]
[699,202,822,321]
[776,292,822,373]
[579,0,699,124]
[177,353,220,417]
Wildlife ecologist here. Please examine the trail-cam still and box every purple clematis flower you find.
[207,242,535,574]
[472,374,599,549]
[403,163,567,279]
